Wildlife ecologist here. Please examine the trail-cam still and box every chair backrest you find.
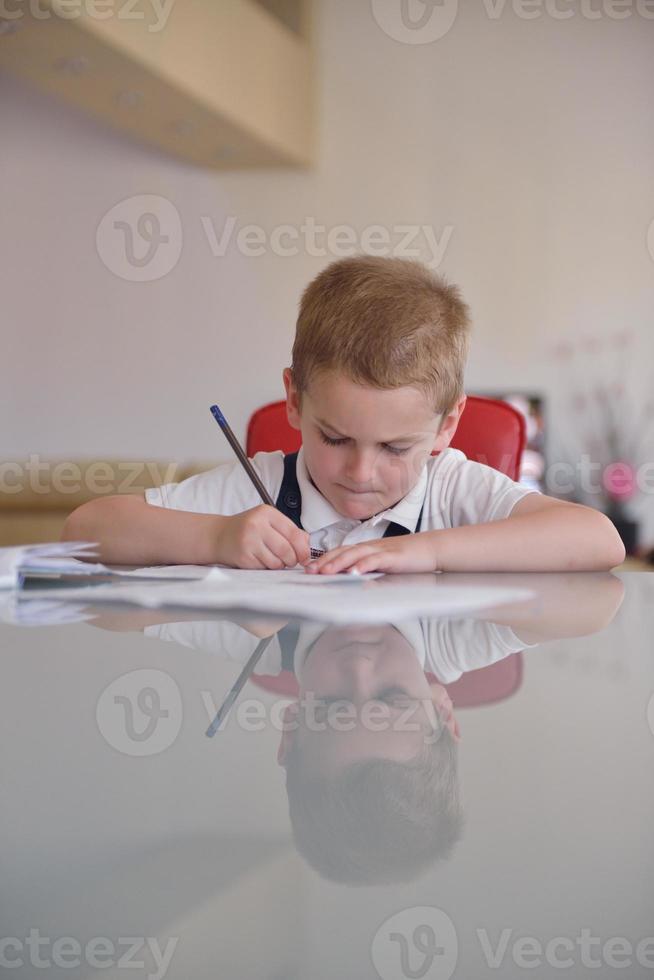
[246,395,526,479]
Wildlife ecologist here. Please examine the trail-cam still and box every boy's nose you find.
[343,448,377,489]
[339,653,377,701]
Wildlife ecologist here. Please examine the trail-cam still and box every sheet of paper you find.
[20,557,222,583]
[20,576,534,625]
[0,538,381,590]
[20,561,378,585]
[67,562,221,580]
[204,567,383,585]
[110,566,379,582]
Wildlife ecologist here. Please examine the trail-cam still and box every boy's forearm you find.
[429,505,626,573]
[468,572,625,642]
[62,495,227,566]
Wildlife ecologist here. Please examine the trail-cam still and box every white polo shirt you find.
[143,616,535,685]
[145,445,537,551]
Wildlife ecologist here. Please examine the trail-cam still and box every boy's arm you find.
[62,494,310,568]
[432,494,625,572]
[465,570,625,643]
[307,494,626,574]
[88,604,288,637]
[61,493,226,566]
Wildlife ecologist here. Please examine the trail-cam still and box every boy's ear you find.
[432,395,467,453]
[282,367,302,431]
[277,701,300,767]
[430,683,461,742]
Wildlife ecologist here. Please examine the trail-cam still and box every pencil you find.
[209,404,325,558]
[205,634,274,737]
[210,404,276,505]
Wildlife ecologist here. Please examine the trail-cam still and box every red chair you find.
[246,395,526,480]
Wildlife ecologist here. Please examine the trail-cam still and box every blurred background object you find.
[483,393,546,494]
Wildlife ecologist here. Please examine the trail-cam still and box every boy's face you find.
[277,625,458,774]
[283,368,465,520]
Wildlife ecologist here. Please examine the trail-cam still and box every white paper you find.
[203,567,382,585]
[20,576,534,625]
[109,565,379,583]
[59,561,222,580]
[20,560,373,585]
[14,555,224,585]
[0,542,99,589]
[2,543,382,591]
[114,564,221,579]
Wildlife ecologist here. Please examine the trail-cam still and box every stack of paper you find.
[0,544,239,590]
[20,572,534,625]
[0,542,101,589]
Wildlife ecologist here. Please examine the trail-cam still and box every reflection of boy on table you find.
[89,573,624,885]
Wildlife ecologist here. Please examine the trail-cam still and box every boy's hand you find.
[217,505,311,569]
[304,533,438,575]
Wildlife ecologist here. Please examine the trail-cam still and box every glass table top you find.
[1,571,652,980]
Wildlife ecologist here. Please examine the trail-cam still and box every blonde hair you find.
[284,732,463,886]
[291,256,471,415]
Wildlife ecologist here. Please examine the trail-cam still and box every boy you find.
[63,256,625,573]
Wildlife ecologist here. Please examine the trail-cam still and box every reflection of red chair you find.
[251,653,523,708]
[442,654,523,707]
[246,395,526,480]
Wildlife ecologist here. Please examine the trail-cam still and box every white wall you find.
[2,0,654,535]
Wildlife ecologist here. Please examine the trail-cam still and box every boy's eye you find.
[318,430,410,455]
[319,431,348,447]
[377,687,413,707]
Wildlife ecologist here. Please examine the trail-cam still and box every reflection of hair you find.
[284,731,463,886]
[291,256,471,415]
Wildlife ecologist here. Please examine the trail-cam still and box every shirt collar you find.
[296,445,428,535]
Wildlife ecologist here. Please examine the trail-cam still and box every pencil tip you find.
[210,405,226,425]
